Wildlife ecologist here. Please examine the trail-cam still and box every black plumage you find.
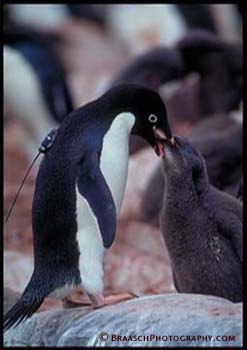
[160,136,242,302]
[176,5,216,33]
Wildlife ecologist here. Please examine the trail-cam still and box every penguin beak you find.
[153,126,175,157]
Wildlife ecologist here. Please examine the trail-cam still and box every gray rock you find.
[4,294,242,347]
[4,307,91,347]
[4,251,33,293]
[4,287,20,314]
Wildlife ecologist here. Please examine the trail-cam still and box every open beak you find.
[153,126,175,157]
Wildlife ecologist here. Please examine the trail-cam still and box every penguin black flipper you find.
[214,200,242,263]
[77,152,117,249]
[208,187,243,263]
[172,271,180,292]
[218,216,243,263]
[237,177,243,201]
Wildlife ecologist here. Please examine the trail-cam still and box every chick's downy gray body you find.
[141,113,242,226]
[160,136,242,302]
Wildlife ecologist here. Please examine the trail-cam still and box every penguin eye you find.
[148,114,158,123]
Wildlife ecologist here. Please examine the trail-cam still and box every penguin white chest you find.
[75,112,135,295]
[99,112,136,213]
[77,111,135,219]
[77,112,135,222]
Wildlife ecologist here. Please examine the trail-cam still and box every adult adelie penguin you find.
[4,84,173,331]
[160,136,242,302]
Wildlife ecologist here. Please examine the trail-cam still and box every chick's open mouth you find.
[153,126,175,157]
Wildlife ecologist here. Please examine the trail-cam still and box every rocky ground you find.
[4,290,242,347]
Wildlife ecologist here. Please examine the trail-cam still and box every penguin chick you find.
[4,84,173,331]
[140,113,242,226]
[160,136,242,302]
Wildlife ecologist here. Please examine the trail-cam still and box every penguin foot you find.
[62,296,91,309]
[62,293,138,309]
[103,292,139,306]
[88,293,105,308]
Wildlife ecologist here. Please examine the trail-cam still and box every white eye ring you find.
[148,114,158,123]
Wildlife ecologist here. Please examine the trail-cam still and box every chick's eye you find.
[148,114,158,123]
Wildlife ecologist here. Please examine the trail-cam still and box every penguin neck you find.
[164,174,197,206]
[164,168,209,204]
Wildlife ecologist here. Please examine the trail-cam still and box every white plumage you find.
[4,46,57,159]
[76,112,135,296]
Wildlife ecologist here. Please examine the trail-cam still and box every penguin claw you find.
[88,293,105,308]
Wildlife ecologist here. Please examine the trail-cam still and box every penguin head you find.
[130,85,173,156]
[102,84,173,156]
[161,135,208,193]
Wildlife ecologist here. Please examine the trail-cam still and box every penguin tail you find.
[4,276,50,332]
[4,294,44,332]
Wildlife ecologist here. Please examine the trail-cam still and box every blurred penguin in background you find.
[105,4,241,55]
[4,25,74,160]
[5,4,106,32]
[111,46,184,91]
[161,30,242,129]
[173,30,242,119]
[6,4,241,47]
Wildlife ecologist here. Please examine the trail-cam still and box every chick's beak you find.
[153,126,175,157]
